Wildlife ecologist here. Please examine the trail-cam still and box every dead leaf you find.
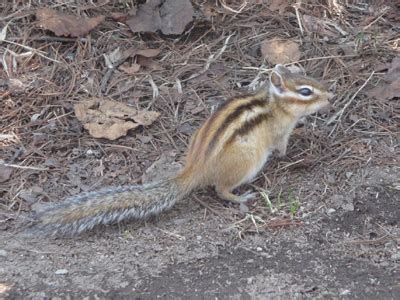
[369,79,400,100]
[0,164,12,183]
[126,0,194,35]
[370,57,400,100]
[302,15,343,38]
[269,0,290,14]
[136,55,163,71]
[111,12,129,23]
[74,99,160,140]
[385,57,400,82]
[136,48,161,58]
[260,38,300,64]
[119,63,141,75]
[36,8,105,37]
[141,152,182,183]
[201,3,218,19]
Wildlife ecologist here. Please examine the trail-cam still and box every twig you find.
[242,55,358,73]
[2,163,48,171]
[293,1,304,36]
[100,48,137,94]
[193,195,223,217]
[154,227,186,241]
[219,0,248,14]
[184,33,234,82]
[2,40,61,63]
[327,71,375,125]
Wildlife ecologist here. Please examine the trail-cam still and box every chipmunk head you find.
[269,64,332,117]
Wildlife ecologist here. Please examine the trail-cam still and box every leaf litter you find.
[36,8,105,37]
[125,0,194,35]
[260,38,300,65]
[74,99,160,140]
[369,57,400,101]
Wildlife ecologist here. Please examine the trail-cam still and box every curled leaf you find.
[74,99,160,140]
[261,38,300,65]
[126,0,194,35]
[36,8,104,37]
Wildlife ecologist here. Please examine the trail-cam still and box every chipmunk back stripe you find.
[225,111,272,145]
[206,96,268,155]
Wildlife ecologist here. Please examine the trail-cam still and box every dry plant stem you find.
[193,195,223,217]
[327,71,375,126]
[219,0,248,14]
[293,2,304,36]
[2,40,61,63]
[184,33,234,82]
[100,49,137,94]
[242,55,357,73]
[2,163,48,171]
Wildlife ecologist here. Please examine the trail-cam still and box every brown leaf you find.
[119,63,141,75]
[136,48,161,58]
[74,99,160,140]
[111,12,129,23]
[260,38,300,65]
[201,4,218,19]
[136,55,163,71]
[302,15,341,38]
[126,0,194,35]
[369,79,400,101]
[385,57,400,83]
[36,8,104,37]
[141,153,182,183]
[0,164,13,183]
[269,0,290,14]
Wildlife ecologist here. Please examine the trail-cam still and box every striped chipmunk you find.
[32,64,332,236]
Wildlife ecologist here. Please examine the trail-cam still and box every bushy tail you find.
[30,178,189,236]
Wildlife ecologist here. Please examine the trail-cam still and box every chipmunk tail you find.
[29,176,193,236]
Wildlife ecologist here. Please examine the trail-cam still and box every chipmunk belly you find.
[235,131,272,185]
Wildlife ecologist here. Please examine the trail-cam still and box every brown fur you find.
[32,65,331,236]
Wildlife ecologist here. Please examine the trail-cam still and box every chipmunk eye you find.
[298,88,313,96]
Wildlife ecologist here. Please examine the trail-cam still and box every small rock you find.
[342,202,354,212]
[345,172,353,179]
[256,247,263,252]
[391,251,400,261]
[0,249,8,257]
[247,277,254,284]
[246,259,254,264]
[55,269,68,275]
[239,203,249,214]
[340,289,351,296]
[327,208,336,215]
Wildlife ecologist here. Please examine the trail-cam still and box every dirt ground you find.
[1,1,399,299]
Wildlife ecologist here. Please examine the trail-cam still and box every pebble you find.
[391,252,400,261]
[256,247,263,252]
[0,249,7,257]
[246,259,254,264]
[55,269,68,275]
[327,208,336,215]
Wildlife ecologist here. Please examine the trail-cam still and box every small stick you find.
[327,71,375,125]
[293,1,304,36]
[193,195,223,217]
[2,40,61,63]
[100,48,137,94]
[2,163,48,171]
[184,33,234,82]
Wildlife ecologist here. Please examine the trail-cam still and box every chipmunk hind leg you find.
[213,146,268,204]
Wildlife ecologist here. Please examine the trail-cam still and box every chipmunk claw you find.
[239,191,258,202]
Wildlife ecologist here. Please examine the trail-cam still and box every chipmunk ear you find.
[274,64,290,75]
[270,65,286,90]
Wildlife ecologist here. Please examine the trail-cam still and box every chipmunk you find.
[31,64,332,236]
